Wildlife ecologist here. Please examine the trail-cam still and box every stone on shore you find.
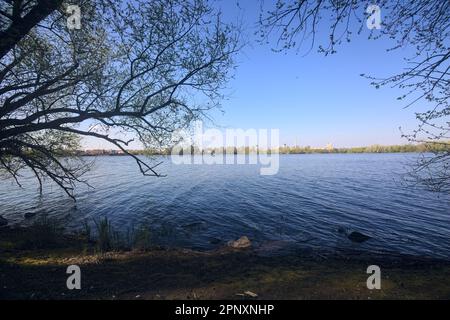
[227,236,251,249]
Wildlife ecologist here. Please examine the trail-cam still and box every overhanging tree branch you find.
[0,0,63,60]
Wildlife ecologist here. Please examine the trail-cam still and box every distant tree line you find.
[278,143,450,155]
[74,142,450,156]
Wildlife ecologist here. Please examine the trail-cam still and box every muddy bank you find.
[1,227,449,300]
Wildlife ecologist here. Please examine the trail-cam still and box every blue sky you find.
[203,0,430,148]
[83,0,430,149]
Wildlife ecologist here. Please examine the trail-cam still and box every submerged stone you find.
[337,226,347,234]
[347,231,371,243]
[24,212,37,219]
[209,237,222,245]
[0,215,8,227]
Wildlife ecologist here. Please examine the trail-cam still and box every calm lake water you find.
[1,153,449,259]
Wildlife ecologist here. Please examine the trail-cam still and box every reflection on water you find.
[1,153,449,258]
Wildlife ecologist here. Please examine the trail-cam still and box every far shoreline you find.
[75,142,450,157]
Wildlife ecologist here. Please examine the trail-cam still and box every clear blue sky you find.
[83,0,430,149]
[203,0,431,148]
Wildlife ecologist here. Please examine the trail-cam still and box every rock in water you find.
[348,231,371,243]
[337,226,347,234]
[227,236,251,249]
[0,215,8,227]
[24,212,37,219]
[209,237,222,245]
